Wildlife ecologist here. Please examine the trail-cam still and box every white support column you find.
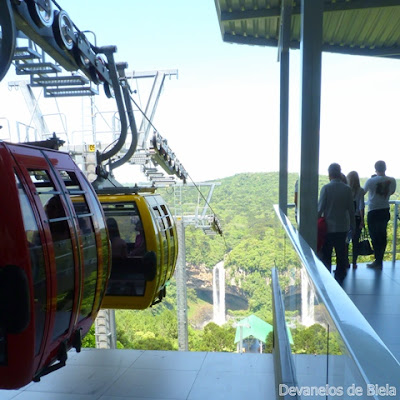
[176,218,189,351]
[95,309,116,349]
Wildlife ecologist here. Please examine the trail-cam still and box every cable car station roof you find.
[214,0,400,249]
[214,0,400,59]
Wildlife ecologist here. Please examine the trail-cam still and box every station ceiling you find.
[214,0,400,59]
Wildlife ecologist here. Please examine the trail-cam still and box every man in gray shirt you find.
[364,160,396,269]
[318,163,355,283]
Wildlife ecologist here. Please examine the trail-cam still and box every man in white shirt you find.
[318,163,355,283]
[364,160,396,269]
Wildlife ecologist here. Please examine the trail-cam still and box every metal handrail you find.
[274,204,400,394]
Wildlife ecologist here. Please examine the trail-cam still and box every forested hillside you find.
[82,172,298,351]
[161,172,301,324]
[83,171,399,352]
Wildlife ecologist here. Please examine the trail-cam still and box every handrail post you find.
[271,267,299,400]
[392,201,398,265]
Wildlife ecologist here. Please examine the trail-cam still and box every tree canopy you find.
[83,172,399,354]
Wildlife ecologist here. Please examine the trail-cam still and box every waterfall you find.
[301,268,315,326]
[213,261,226,325]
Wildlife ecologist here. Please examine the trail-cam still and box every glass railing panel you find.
[389,200,399,263]
[274,205,400,398]
[276,235,369,398]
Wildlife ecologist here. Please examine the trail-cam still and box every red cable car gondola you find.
[0,141,111,389]
[0,2,183,389]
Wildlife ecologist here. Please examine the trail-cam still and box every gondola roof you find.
[214,0,400,59]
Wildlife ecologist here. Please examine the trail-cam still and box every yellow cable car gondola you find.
[96,188,178,310]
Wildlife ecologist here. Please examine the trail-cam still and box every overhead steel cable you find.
[128,93,230,255]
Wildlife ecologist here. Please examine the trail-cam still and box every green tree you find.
[292,324,329,354]
[82,325,96,348]
[195,322,236,352]
[82,171,369,355]
[264,331,273,353]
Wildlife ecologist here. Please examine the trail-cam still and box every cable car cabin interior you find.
[0,141,111,390]
[97,192,178,310]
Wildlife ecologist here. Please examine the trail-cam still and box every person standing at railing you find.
[364,160,396,269]
[347,171,365,269]
[318,163,355,284]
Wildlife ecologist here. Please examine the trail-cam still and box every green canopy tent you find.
[235,315,272,353]
[235,315,293,353]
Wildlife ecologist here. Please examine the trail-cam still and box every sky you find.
[1,0,400,189]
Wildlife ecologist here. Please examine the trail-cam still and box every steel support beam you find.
[298,0,323,251]
[222,34,400,59]
[278,0,292,215]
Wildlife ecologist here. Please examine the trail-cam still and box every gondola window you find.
[28,170,75,340]
[15,173,46,356]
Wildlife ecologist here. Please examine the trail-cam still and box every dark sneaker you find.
[367,261,382,269]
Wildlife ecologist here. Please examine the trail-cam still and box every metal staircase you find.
[13,39,98,98]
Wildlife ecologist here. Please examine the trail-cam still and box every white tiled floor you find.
[3,262,398,399]
[341,261,400,361]
[0,350,276,400]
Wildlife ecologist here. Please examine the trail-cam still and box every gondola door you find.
[10,146,81,377]
[0,142,110,389]
[13,170,50,379]
[0,146,41,389]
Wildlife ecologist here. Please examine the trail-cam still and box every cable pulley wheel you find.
[73,32,91,70]
[52,10,74,51]
[104,82,115,99]
[0,0,16,82]
[27,0,54,28]
[89,55,107,85]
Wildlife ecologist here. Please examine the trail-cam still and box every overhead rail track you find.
[0,0,188,187]
[0,0,220,244]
